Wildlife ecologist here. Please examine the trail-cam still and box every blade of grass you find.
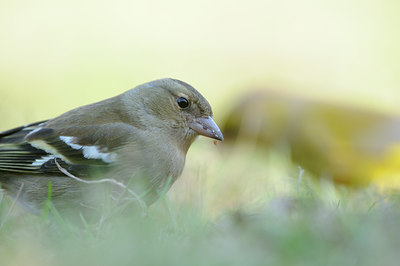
[41,181,52,221]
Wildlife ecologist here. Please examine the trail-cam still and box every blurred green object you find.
[222,90,400,187]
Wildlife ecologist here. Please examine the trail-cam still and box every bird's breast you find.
[110,137,186,192]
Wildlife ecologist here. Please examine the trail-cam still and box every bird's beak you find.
[189,116,224,141]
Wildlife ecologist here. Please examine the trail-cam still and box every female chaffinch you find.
[0,78,223,213]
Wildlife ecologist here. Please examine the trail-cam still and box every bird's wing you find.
[0,121,135,177]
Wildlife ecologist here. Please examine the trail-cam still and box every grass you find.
[0,141,400,266]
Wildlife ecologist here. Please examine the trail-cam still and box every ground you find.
[1,140,399,266]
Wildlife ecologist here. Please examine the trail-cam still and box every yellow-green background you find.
[1,0,399,132]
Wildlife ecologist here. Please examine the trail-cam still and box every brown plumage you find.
[0,78,223,213]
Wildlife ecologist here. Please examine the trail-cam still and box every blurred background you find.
[1,0,400,206]
[2,2,400,264]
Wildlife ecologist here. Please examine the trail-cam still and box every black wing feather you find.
[0,121,111,177]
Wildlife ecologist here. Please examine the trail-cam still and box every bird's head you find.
[123,78,223,150]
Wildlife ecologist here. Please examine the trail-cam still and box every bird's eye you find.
[177,97,190,109]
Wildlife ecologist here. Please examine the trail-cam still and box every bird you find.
[222,90,400,187]
[0,78,224,214]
